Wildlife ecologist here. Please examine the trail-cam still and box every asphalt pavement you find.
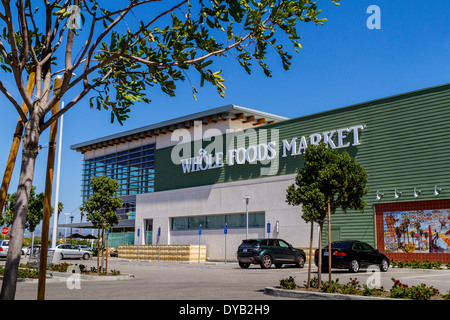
[2,256,450,301]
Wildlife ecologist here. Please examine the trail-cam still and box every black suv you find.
[237,238,306,269]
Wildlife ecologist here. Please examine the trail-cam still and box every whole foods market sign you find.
[171,123,365,176]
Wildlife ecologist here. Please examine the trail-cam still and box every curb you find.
[51,271,135,281]
[3,272,135,283]
[264,287,397,300]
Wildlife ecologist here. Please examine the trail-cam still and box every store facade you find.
[72,83,450,262]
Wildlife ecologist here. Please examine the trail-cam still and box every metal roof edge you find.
[70,104,289,150]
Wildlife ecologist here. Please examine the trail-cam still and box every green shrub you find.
[390,278,440,300]
[391,259,443,269]
[339,278,361,295]
[320,278,343,293]
[362,284,386,296]
[280,276,297,290]
[49,262,71,272]
[441,290,450,300]
[0,266,39,279]
[303,275,320,288]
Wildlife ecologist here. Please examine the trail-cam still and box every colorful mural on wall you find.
[383,209,450,253]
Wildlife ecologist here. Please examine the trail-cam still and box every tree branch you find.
[0,81,27,122]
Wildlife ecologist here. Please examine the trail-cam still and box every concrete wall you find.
[135,174,317,261]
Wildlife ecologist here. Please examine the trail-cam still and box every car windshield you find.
[242,240,259,245]
[324,242,352,249]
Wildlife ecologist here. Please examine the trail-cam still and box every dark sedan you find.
[314,240,389,273]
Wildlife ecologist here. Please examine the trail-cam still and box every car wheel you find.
[349,259,360,273]
[295,255,305,268]
[60,253,64,260]
[260,255,272,269]
[380,258,389,272]
[83,253,90,260]
[239,262,250,269]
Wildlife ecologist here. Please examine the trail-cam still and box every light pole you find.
[51,74,74,248]
[244,195,251,239]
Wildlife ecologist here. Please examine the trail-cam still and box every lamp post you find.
[244,195,251,239]
[51,73,74,249]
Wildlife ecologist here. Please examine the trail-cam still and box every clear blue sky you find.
[0,0,449,234]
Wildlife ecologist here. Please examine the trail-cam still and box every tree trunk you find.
[328,197,332,283]
[38,83,60,300]
[96,226,100,272]
[307,221,314,288]
[0,118,41,300]
[100,227,104,272]
[105,229,109,274]
[317,222,323,288]
[0,72,35,216]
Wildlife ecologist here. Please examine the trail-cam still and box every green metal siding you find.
[155,84,450,246]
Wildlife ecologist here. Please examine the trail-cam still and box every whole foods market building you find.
[71,84,450,263]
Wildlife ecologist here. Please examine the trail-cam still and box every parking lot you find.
[3,256,450,301]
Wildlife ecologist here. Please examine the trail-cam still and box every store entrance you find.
[145,219,153,245]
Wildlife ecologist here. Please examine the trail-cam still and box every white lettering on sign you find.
[180,148,224,174]
[281,125,364,157]
[173,123,365,175]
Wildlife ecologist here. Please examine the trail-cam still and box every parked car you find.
[237,238,306,269]
[0,240,9,257]
[54,244,91,260]
[315,240,389,273]
[77,245,93,252]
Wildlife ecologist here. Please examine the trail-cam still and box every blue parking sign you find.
[198,225,202,235]
[224,223,228,234]
[267,222,271,234]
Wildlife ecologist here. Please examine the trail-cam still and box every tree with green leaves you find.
[2,186,45,234]
[1,186,63,256]
[0,0,339,300]
[286,142,368,286]
[80,175,122,274]
[1,187,63,250]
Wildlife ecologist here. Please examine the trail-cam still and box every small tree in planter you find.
[81,176,121,274]
[286,142,368,286]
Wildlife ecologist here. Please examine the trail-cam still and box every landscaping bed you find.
[0,262,123,279]
[278,275,450,300]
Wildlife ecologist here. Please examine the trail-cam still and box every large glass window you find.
[226,213,245,228]
[171,212,265,231]
[81,143,156,202]
[172,217,189,231]
[206,215,225,229]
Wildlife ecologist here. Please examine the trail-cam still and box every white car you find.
[54,244,91,260]
[0,240,9,257]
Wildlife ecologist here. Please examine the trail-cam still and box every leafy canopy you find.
[0,186,54,233]
[0,0,340,129]
[286,142,369,224]
[80,175,122,230]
